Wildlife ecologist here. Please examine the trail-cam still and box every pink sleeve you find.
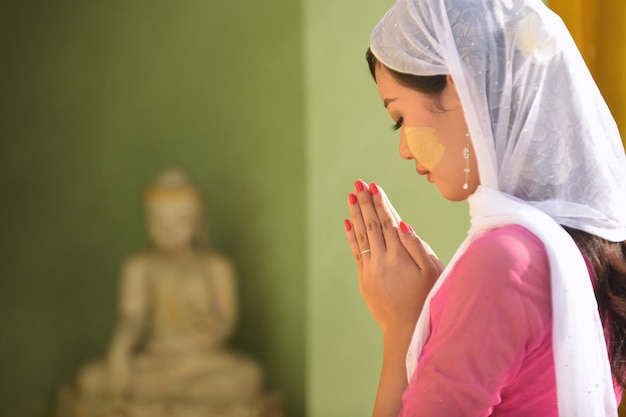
[400,226,551,416]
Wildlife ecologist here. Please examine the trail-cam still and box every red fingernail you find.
[370,182,379,195]
[399,221,411,234]
[348,192,358,204]
[354,180,365,192]
[344,219,352,232]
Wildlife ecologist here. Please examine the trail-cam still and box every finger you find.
[369,182,403,251]
[382,191,402,225]
[344,218,364,262]
[353,179,386,254]
[347,190,373,261]
[345,195,370,262]
[430,254,446,276]
[420,238,445,275]
[397,221,440,278]
[411,229,444,273]
[347,190,371,257]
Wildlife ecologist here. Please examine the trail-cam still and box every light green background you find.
[0,1,468,416]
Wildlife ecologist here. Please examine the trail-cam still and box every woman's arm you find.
[373,327,415,417]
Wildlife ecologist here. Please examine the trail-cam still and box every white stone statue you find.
[56,168,283,417]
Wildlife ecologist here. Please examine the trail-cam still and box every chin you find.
[444,195,466,202]
[438,187,469,202]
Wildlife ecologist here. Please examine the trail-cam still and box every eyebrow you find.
[384,98,397,108]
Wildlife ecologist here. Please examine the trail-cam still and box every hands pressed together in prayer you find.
[344,179,444,334]
[344,179,445,416]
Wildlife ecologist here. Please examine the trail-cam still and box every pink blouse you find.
[400,225,622,416]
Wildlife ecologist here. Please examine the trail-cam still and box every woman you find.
[344,0,626,415]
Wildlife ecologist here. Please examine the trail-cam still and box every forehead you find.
[374,65,402,99]
[374,64,425,107]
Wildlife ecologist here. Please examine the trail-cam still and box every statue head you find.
[142,167,209,253]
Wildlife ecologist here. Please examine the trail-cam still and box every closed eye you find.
[392,117,404,131]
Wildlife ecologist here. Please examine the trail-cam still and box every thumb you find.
[398,221,442,279]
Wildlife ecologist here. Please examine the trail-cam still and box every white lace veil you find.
[370,0,626,414]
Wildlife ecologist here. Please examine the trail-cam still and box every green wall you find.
[0,1,471,416]
[0,1,304,416]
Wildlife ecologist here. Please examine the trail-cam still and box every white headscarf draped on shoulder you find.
[370,0,626,415]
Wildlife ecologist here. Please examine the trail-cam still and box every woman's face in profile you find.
[375,66,480,201]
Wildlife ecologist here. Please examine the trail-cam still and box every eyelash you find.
[392,117,404,131]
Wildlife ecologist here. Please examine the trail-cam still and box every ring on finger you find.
[360,249,371,255]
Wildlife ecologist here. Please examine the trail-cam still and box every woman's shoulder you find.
[470,224,544,252]
[464,224,547,270]
[431,224,553,346]
[446,224,551,299]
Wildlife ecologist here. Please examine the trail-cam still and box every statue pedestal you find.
[56,384,285,417]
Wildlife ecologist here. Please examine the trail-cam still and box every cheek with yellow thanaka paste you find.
[404,127,445,171]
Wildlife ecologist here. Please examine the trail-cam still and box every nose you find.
[398,129,413,160]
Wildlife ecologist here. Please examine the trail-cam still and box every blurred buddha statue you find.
[56,167,283,417]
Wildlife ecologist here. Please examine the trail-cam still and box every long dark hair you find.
[366,47,626,386]
[565,227,626,387]
[365,48,447,96]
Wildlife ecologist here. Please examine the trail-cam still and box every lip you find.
[416,168,433,182]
